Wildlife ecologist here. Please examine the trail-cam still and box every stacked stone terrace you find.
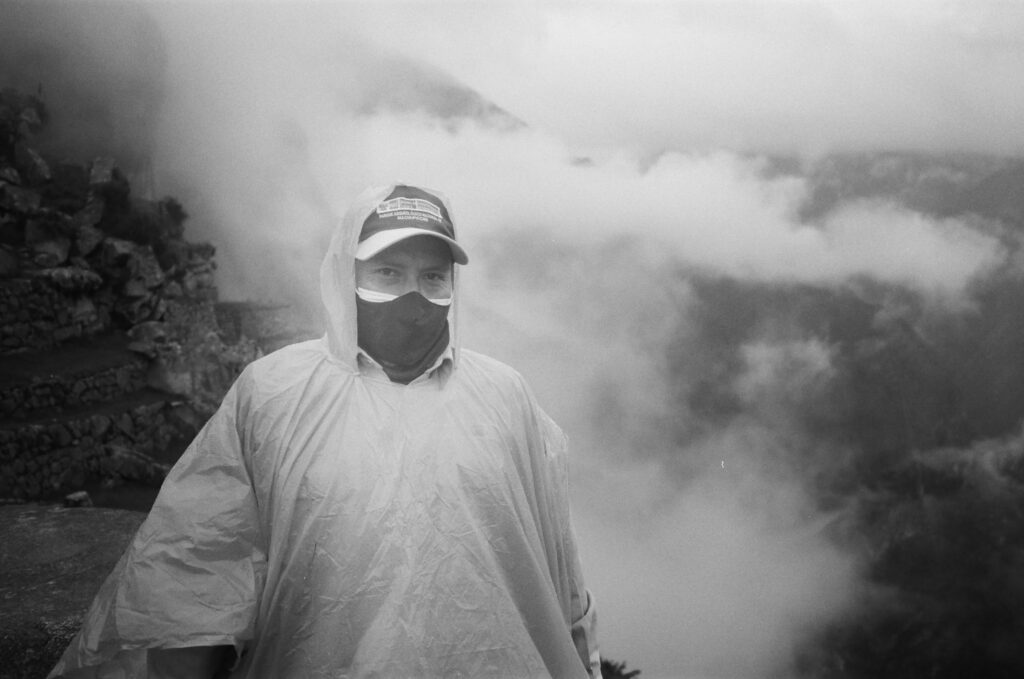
[0,88,305,504]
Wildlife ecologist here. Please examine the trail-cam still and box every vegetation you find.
[673,155,1024,678]
[601,658,642,678]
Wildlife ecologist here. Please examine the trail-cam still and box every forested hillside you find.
[679,154,1024,678]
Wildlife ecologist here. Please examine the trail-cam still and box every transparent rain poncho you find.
[50,184,600,678]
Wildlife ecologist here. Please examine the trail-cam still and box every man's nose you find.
[398,276,425,296]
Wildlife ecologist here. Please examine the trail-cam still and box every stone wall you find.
[0,399,184,500]
[1,352,147,421]
[0,273,108,352]
[1,89,222,357]
[0,87,310,503]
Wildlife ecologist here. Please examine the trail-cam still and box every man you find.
[50,184,601,678]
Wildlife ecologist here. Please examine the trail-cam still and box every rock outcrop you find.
[1,87,309,502]
[0,77,323,675]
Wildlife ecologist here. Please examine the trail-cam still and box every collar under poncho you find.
[49,184,600,679]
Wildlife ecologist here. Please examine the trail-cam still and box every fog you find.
[5,1,1024,676]
[353,1,1024,158]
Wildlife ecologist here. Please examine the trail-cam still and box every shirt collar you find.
[356,345,454,386]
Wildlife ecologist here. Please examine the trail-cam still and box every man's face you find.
[355,235,454,301]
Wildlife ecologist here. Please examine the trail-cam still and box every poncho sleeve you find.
[49,378,268,679]
[534,401,603,679]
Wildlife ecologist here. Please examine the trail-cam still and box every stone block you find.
[14,142,51,184]
[90,415,111,438]
[74,223,104,258]
[26,218,72,257]
[0,246,18,278]
[0,183,41,212]
[162,280,183,298]
[88,157,118,188]
[63,491,93,508]
[70,297,98,324]
[35,266,103,292]
[73,198,105,230]
[126,320,168,358]
[0,167,21,184]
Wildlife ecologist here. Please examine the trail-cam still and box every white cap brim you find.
[355,227,469,265]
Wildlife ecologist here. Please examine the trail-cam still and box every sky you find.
[347,1,1024,158]
[143,0,1023,305]
[6,1,1024,676]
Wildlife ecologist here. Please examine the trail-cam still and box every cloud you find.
[130,1,1015,309]
[458,226,863,676]
[305,120,1006,302]
[574,463,857,679]
[367,1,1024,157]
[133,11,1012,671]
[8,0,1022,673]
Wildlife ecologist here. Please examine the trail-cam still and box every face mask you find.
[356,291,451,384]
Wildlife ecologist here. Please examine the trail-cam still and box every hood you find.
[319,183,463,372]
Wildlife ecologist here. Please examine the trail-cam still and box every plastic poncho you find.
[50,184,601,679]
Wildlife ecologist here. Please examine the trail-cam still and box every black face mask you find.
[356,292,450,384]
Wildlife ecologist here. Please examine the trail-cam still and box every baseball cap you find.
[355,185,469,265]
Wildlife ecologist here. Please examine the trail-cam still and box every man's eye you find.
[375,268,399,278]
[424,272,450,283]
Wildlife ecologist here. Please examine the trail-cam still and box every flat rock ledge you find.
[0,504,144,679]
